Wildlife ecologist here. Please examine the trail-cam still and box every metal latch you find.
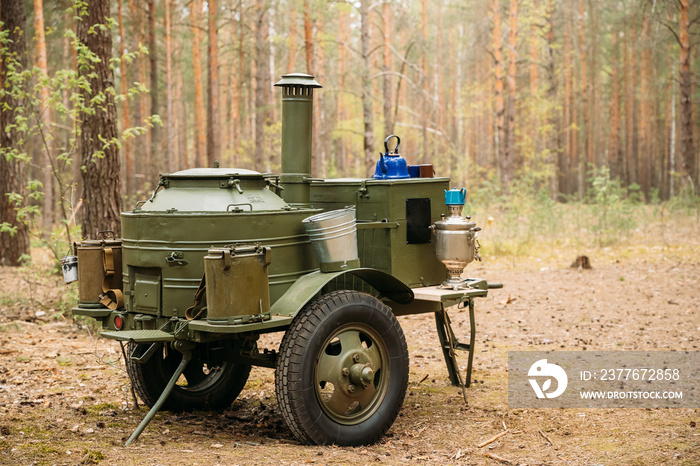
[358,179,369,199]
[220,178,243,194]
[165,251,188,266]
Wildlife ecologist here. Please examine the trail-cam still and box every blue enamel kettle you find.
[444,188,466,205]
[373,135,410,179]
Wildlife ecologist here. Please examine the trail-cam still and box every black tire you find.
[125,341,251,412]
[275,290,409,446]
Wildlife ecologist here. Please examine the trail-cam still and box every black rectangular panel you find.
[406,198,431,244]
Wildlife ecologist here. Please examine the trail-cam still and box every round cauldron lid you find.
[162,168,262,179]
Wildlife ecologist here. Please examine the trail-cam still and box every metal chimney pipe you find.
[274,73,322,206]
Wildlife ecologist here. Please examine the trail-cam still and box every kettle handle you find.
[384,134,400,154]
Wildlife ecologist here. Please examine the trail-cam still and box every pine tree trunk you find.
[303,0,313,73]
[67,9,82,197]
[545,0,561,197]
[678,0,696,188]
[315,18,326,177]
[360,0,375,175]
[622,12,631,185]
[562,18,573,195]
[33,0,54,228]
[77,0,122,238]
[129,1,147,180]
[176,58,188,169]
[229,0,241,165]
[609,25,622,180]
[254,0,271,170]
[302,0,315,173]
[639,14,651,196]
[165,0,175,172]
[207,0,220,167]
[117,0,133,194]
[0,0,31,265]
[578,0,588,194]
[588,2,598,168]
[382,2,393,137]
[421,0,429,161]
[287,7,297,73]
[337,8,348,174]
[148,0,158,173]
[492,0,507,188]
[191,0,207,166]
[529,6,540,157]
[505,0,518,180]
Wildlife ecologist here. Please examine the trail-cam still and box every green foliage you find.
[668,184,700,218]
[586,165,637,246]
[470,166,671,259]
[0,1,158,265]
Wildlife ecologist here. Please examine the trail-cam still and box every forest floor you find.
[0,217,699,465]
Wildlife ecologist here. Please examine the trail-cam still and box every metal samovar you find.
[431,188,481,290]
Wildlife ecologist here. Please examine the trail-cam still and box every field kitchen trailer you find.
[66,73,502,446]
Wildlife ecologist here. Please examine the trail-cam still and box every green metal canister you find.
[204,245,272,325]
[76,237,123,308]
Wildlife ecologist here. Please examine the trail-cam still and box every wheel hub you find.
[349,363,374,387]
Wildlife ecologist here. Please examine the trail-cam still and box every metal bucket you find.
[302,208,359,265]
[61,255,78,284]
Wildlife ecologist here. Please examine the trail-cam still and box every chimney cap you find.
[274,73,322,88]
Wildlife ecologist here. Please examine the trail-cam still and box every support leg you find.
[435,307,460,387]
[464,298,476,388]
[435,298,477,392]
[125,350,191,446]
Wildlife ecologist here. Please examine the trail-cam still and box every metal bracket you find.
[129,342,161,365]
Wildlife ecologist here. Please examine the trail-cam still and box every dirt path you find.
[0,254,698,465]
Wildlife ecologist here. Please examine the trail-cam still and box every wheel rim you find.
[314,323,390,425]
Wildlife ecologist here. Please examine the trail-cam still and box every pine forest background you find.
[1,0,699,265]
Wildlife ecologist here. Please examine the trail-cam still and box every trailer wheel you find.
[275,290,409,445]
[125,342,251,412]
